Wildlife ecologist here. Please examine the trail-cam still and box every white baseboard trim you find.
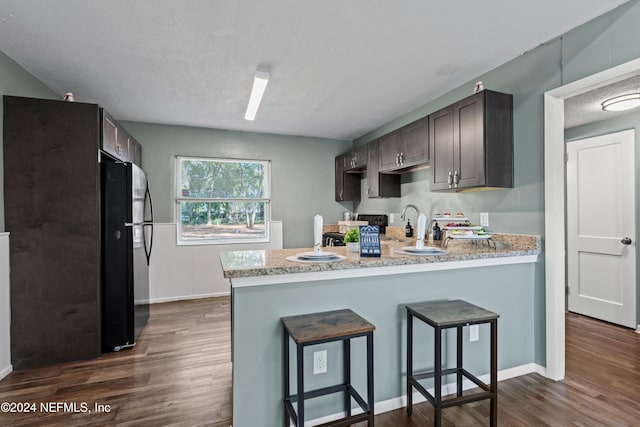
[306,363,544,426]
[0,365,13,381]
[149,291,230,304]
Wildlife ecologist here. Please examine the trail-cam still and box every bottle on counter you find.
[405,220,413,237]
[433,222,441,241]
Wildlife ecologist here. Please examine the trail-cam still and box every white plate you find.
[297,251,338,259]
[287,254,346,263]
[400,246,448,255]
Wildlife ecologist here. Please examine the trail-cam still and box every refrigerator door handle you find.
[143,223,154,266]
[143,182,154,266]
[144,183,154,224]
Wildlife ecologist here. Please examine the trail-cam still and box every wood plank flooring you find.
[1,298,638,426]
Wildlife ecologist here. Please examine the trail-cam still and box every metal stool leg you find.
[490,319,498,427]
[344,339,351,417]
[283,326,290,427]
[407,311,413,416]
[367,331,375,425]
[457,325,463,397]
[434,325,442,427]
[297,344,304,427]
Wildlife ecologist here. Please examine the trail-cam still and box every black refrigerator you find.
[101,154,154,351]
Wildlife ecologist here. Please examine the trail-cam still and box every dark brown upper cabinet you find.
[429,90,513,191]
[344,144,367,172]
[102,111,142,166]
[378,117,429,173]
[335,153,361,201]
[366,140,400,198]
[102,111,129,162]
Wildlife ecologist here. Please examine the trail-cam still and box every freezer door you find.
[130,163,147,225]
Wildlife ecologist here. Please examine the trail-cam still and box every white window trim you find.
[175,155,271,246]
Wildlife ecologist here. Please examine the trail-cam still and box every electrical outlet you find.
[480,212,489,227]
[389,213,395,224]
[470,325,479,342]
[313,350,327,374]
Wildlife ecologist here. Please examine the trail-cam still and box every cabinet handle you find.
[400,152,404,165]
[366,188,370,196]
[453,170,460,187]
[340,190,343,200]
[447,171,453,188]
[396,153,400,167]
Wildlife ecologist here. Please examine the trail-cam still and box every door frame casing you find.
[544,57,640,381]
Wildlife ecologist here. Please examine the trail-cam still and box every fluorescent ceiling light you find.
[244,70,270,121]
[601,93,640,112]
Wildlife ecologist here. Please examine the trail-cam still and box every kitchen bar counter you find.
[222,233,542,426]
[220,233,540,285]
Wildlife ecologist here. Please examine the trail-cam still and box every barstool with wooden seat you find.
[406,299,499,426]
[282,309,375,426]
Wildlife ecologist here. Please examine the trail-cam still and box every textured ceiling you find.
[565,74,640,129]
[0,0,630,140]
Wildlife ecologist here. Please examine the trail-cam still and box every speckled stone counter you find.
[220,233,540,284]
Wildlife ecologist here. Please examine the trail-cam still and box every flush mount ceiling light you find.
[244,70,270,121]
[601,93,640,112]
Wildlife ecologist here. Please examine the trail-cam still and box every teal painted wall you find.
[121,121,352,248]
[232,263,538,426]
[565,111,640,324]
[352,0,640,365]
[0,50,58,232]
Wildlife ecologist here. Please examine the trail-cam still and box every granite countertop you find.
[220,233,540,279]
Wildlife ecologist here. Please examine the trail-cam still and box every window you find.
[176,156,271,244]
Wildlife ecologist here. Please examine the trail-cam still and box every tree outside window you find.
[176,156,270,244]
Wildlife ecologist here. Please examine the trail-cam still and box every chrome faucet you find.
[400,204,420,221]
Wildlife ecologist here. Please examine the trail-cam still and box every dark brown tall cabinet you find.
[3,96,141,369]
[429,90,512,191]
[335,153,361,201]
[366,140,400,198]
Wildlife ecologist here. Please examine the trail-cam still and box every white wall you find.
[0,233,12,380]
[148,221,283,303]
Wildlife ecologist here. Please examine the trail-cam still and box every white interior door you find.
[567,129,636,328]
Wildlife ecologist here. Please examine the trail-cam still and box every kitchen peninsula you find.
[221,234,541,426]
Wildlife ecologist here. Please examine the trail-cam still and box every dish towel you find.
[416,213,426,249]
[314,214,323,254]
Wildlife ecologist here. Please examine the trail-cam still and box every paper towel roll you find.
[416,213,426,249]
[314,214,323,254]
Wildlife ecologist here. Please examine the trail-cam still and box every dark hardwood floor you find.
[1,298,639,426]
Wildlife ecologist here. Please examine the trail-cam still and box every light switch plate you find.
[470,325,479,342]
[480,212,489,227]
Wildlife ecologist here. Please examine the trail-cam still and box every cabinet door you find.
[429,105,455,190]
[102,112,128,161]
[367,141,380,198]
[379,131,400,172]
[367,140,401,198]
[353,144,367,168]
[400,117,428,168]
[335,155,345,201]
[335,154,361,201]
[344,145,368,171]
[454,93,485,188]
[132,140,142,166]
